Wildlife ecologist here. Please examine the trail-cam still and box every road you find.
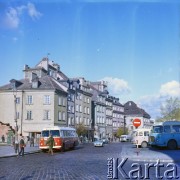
[0,142,180,180]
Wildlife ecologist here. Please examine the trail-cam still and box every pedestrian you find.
[27,136,30,145]
[30,136,34,147]
[46,134,54,155]
[80,135,83,143]
[1,135,5,143]
[19,136,26,157]
[14,136,19,154]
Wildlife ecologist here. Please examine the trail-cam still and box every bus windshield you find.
[50,130,60,137]
[42,130,49,137]
[152,126,163,133]
[41,130,60,137]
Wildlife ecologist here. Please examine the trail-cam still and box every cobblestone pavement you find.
[0,143,180,180]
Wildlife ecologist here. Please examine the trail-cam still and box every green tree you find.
[76,123,87,137]
[116,127,128,137]
[160,97,180,121]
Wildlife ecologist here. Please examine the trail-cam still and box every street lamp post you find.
[123,115,126,134]
[12,83,19,154]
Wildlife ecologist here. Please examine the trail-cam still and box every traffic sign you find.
[133,118,141,128]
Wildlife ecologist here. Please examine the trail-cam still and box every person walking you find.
[1,135,5,143]
[46,134,54,155]
[30,136,34,147]
[19,136,26,157]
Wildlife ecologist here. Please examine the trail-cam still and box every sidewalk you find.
[0,143,41,158]
[121,143,180,162]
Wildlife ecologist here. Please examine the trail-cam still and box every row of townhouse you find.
[0,57,152,143]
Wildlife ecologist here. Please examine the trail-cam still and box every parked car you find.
[94,139,104,147]
[101,138,109,144]
[120,135,131,142]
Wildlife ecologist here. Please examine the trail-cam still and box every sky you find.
[0,0,180,119]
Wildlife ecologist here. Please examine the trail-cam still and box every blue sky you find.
[0,0,180,119]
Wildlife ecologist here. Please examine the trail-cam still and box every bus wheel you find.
[167,140,177,150]
[141,141,148,148]
[61,144,65,152]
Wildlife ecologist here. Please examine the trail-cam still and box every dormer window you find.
[32,81,38,88]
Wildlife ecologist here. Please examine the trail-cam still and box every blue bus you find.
[149,121,180,150]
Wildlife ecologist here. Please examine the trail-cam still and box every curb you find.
[121,156,180,163]
[0,150,41,159]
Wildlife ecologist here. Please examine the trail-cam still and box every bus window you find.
[164,125,171,133]
[63,130,67,137]
[153,126,163,133]
[42,130,49,137]
[172,125,180,133]
[50,130,60,137]
[144,131,149,136]
[60,130,64,137]
[139,131,143,136]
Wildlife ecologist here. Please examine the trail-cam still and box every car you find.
[120,135,131,142]
[101,138,109,144]
[93,139,104,147]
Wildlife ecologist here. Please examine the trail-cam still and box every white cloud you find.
[4,7,19,29]
[159,80,180,97]
[27,3,42,20]
[138,80,180,119]
[101,77,131,96]
[2,3,42,29]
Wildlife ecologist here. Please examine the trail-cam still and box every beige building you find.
[0,61,68,140]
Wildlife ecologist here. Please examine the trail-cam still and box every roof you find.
[0,75,67,93]
[124,101,151,118]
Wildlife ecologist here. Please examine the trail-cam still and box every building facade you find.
[124,101,153,135]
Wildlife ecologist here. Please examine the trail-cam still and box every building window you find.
[71,117,74,125]
[58,97,62,105]
[79,105,82,112]
[71,106,74,113]
[76,116,79,124]
[76,104,79,112]
[62,98,66,106]
[87,98,90,104]
[27,95,33,104]
[58,111,61,121]
[27,110,32,120]
[44,95,50,105]
[58,96,66,106]
[84,117,86,125]
[87,107,90,115]
[84,107,86,114]
[71,94,74,102]
[44,110,50,120]
[16,97,20,104]
[62,112,65,120]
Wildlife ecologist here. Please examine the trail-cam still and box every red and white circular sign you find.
[133,118,141,128]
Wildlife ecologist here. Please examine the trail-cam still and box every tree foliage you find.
[76,123,87,136]
[115,127,128,137]
[159,97,180,121]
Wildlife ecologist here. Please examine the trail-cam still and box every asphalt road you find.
[0,142,180,180]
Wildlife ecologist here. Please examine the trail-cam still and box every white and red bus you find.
[39,126,79,152]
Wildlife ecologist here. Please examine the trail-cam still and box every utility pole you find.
[123,115,126,134]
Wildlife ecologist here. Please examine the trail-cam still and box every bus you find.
[131,128,151,148]
[149,121,180,150]
[39,126,79,152]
